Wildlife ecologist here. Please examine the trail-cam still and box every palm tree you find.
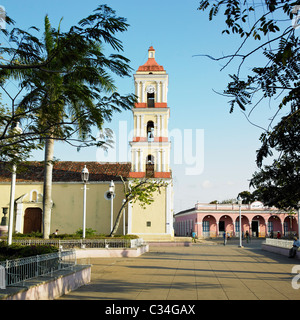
[14,5,135,238]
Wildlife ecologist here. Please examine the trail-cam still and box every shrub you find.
[0,242,58,261]
[75,228,97,237]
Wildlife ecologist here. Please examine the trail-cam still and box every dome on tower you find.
[137,46,165,72]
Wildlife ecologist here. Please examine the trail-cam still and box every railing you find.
[264,238,293,248]
[0,250,76,287]
[12,238,144,249]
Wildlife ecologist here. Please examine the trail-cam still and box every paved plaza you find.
[59,239,300,300]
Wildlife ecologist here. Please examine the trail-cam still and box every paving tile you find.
[59,240,300,300]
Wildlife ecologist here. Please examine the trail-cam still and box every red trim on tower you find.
[134,103,147,108]
[134,102,167,109]
[133,137,147,142]
[129,172,146,178]
[154,103,167,108]
[154,172,171,178]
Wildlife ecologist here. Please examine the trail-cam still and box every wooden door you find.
[23,208,42,234]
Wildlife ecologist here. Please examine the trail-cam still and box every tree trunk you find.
[110,200,127,237]
[43,137,54,239]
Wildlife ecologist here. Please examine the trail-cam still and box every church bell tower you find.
[128,46,173,240]
[129,46,171,179]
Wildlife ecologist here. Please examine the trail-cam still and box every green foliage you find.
[0,4,136,163]
[110,177,168,236]
[12,231,43,238]
[197,1,300,113]
[198,1,300,211]
[0,242,58,261]
[250,111,300,210]
[75,228,97,237]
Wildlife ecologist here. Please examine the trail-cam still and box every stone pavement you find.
[59,240,300,300]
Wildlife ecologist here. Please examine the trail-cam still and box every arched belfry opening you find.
[147,121,154,141]
[147,92,155,108]
[146,154,155,177]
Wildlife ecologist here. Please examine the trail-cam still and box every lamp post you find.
[297,200,300,238]
[8,122,22,245]
[109,180,115,233]
[81,165,89,239]
[237,195,243,248]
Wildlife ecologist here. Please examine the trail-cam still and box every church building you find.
[0,47,174,241]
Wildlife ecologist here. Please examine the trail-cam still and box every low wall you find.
[147,241,192,247]
[262,244,300,259]
[0,265,91,300]
[75,244,149,258]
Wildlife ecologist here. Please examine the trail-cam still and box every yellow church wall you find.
[130,186,166,234]
[0,182,127,235]
[51,182,126,235]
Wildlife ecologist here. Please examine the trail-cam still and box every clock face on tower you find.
[146,85,155,94]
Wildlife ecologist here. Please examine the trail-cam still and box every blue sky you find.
[1,0,291,212]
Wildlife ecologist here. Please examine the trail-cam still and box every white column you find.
[139,149,143,172]
[156,149,161,172]
[138,81,142,102]
[166,115,169,138]
[134,149,138,172]
[140,115,144,138]
[162,149,166,172]
[131,149,134,171]
[135,81,138,100]
[161,114,165,137]
[161,81,165,102]
[136,115,140,137]
[156,81,161,103]
[156,114,160,137]
[141,82,145,103]
[15,201,23,234]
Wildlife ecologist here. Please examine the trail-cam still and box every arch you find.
[146,154,155,164]
[30,190,38,202]
[283,215,298,238]
[218,215,234,237]
[147,121,155,141]
[267,215,283,238]
[202,215,217,238]
[146,154,155,178]
[23,208,42,234]
[147,92,155,108]
[235,215,250,237]
[251,215,266,237]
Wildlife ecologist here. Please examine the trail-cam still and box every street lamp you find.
[109,180,115,233]
[81,165,89,239]
[8,122,22,245]
[237,195,243,248]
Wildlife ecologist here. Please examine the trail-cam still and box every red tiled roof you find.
[137,46,165,72]
[0,161,131,182]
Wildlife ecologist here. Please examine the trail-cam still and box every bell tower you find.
[128,46,173,240]
[129,46,171,179]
